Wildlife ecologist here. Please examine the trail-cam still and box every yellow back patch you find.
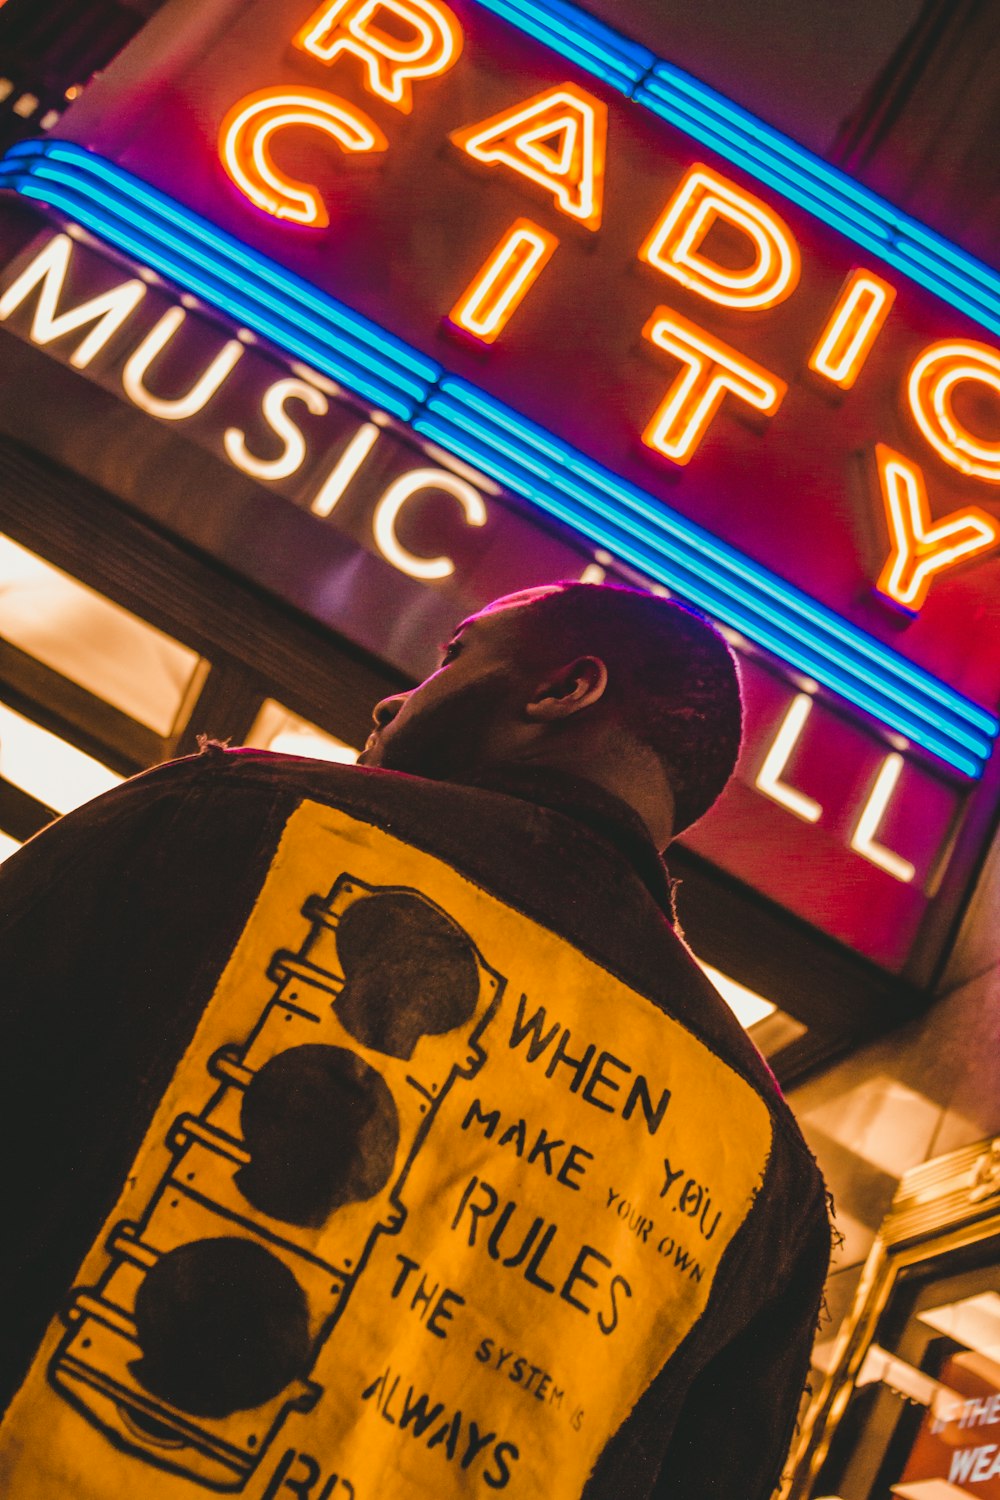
[0,800,772,1498]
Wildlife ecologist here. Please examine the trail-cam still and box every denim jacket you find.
[0,747,829,1499]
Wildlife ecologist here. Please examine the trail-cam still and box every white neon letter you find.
[808,269,895,389]
[875,444,999,611]
[638,165,800,310]
[850,754,915,883]
[295,0,463,114]
[641,307,786,465]
[908,340,1000,483]
[451,83,607,231]
[372,468,486,578]
[121,308,244,421]
[0,233,146,368]
[755,694,823,823]
[219,87,388,228]
[311,422,381,516]
[224,378,329,481]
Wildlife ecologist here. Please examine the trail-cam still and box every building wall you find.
[788,826,1000,1365]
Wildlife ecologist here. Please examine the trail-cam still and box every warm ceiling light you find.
[698,962,776,1029]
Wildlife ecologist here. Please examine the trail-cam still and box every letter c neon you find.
[219,87,388,228]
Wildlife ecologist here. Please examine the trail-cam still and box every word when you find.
[451,1174,631,1335]
[390,1254,466,1338]
[658,1159,722,1242]
[361,1365,518,1489]
[261,1450,355,1500]
[508,995,670,1135]
[473,1339,569,1411]
[213,0,1000,608]
[606,1188,706,1282]
[461,1097,593,1190]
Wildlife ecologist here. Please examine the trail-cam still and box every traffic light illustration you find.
[48,871,505,1491]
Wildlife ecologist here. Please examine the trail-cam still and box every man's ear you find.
[525,656,609,721]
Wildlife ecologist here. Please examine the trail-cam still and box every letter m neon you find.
[0,234,146,368]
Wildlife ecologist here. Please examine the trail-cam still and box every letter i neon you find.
[809,269,895,389]
[448,218,559,344]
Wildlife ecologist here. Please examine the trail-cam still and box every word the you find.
[361,1365,518,1489]
[932,1392,1000,1433]
[390,1254,466,1338]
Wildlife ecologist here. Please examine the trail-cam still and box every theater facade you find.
[1,2,1000,1495]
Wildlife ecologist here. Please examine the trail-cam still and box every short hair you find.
[514,582,742,832]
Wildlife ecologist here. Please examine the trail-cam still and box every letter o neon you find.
[908,340,1000,483]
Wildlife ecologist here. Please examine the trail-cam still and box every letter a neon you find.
[451,83,607,231]
[875,443,999,611]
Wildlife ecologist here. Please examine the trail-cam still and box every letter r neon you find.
[294,0,463,114]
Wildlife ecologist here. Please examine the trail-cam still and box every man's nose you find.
[371,691,409,728]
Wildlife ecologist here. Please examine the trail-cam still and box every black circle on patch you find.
[131,1237,310,1416]
[335,893,480,1058]
[236,1043,399,1226]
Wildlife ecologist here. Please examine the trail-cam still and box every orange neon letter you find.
[640,308,786,464]
[638,164,800,310]
[908,340,1000,482]
[219,87,387,227]
[809,268,895,388]
[450,83,607,231]
[447,218,559,344]
[294,0,462,113]
[875,444,1000,611]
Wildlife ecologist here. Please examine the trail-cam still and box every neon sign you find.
[0,223,970,965]
[1,0,999,793]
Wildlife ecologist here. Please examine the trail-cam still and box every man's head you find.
[359,582,742,843]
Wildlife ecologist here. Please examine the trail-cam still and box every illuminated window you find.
[698,962,775,1029]
[451,83,607,231]
[0,535,207,737]
[244,700,359,764]
[638,164,800,310]
[808,268,895,389]
[0,700,121,815]
[0,831,22,864]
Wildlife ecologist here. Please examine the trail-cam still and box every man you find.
[0,581,829,1499]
